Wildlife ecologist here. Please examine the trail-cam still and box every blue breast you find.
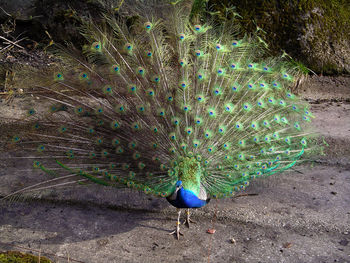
[167,188,209,208]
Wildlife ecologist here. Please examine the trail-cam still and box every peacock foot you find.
[169,226,184,240]
[183,208,196,228]
[183,218,196,228]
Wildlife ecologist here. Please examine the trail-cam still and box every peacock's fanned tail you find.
[3,5,316,200]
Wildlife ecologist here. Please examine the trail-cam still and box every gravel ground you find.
[0,76,349,263]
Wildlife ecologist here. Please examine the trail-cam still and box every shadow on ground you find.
[0,163,349,263]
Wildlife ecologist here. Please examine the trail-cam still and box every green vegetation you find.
[0,251,52,263]
[205,0,350,75]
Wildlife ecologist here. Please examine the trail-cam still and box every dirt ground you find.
[0,75,349,263]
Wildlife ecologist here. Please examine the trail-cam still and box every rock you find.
[208,0,350,75]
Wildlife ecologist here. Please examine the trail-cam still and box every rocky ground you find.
[0,75,349,263]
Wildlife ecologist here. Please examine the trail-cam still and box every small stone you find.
[283,242,293,248]
[207,228,216,234]
[96,238,109,246]
[339,239,349,246]
[230,238,236,244]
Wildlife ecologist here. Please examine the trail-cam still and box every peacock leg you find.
[169,208,184,239]
[183,208,196,228]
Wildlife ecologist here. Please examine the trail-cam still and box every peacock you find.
[1,1,317,240]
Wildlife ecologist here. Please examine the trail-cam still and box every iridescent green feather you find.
[3,3,317,201]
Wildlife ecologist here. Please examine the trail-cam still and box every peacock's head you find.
[175,180,183,189]
[166,180,183,202]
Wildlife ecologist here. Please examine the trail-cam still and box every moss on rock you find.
[0,251,52,263]
[208,0,350,75]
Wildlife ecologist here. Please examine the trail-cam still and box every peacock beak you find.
[175,180,183,190]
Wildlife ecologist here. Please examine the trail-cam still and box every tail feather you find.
[1,3,318,201]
